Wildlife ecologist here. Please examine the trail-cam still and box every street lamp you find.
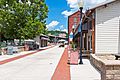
[78,0,84,64]
[72,25,75,50]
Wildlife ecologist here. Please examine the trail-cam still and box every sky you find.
[45,0,106,32]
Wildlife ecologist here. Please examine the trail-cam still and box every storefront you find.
[40,35,49,47]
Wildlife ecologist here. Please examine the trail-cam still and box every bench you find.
[114,54,120,60]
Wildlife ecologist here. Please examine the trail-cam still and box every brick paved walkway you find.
[51,48,71,80]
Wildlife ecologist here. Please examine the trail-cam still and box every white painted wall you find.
[119,17,120,53]
[34,36,41,48]
[95,1,120,54]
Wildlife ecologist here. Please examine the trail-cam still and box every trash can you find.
[7,46,13,55]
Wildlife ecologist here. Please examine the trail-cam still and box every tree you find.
[0,0,48,41]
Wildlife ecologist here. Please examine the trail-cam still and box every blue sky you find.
[45,0,106,32]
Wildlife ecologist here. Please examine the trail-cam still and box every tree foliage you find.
[48,30,68,38]
[0,0,48,40]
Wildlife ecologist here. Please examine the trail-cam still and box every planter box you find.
[90,54,120,80]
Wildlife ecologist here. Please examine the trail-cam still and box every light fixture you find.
[78,0,84,9]
[78,0,84,64]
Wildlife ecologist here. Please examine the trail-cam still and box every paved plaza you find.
[70,59,101,80]
[0,45,101,80]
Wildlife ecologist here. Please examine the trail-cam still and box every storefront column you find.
[87,33,88,51]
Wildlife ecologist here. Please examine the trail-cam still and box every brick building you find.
[68,11,81,45]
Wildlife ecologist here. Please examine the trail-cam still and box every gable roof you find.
[90,0,117,10]
[68,11,79,17]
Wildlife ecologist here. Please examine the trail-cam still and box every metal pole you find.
[73,29,74,50]
[79,7,83,64]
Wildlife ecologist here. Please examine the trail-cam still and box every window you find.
[88,21,92,30]
[89,21,92,29]
[74,17,77,23]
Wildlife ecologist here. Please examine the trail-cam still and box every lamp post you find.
[78,0,84,64]
[72,25,75,50]
[72,25,75,40]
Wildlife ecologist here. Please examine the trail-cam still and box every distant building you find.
[34,35,49,48]
[59,32,66,38]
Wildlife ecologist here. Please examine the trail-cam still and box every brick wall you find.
[90,54,120,80]
[68,11,80,43]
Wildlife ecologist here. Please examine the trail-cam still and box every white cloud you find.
[62,0,107,17]
[56,29,60,31]
[60,25,64,29]
[60,25,67,32]
[62,29,68,33]
[46,21,59,29]
[66,0,78,8]
[61,10,73,17]
[61,0,78,18]
[66,0,106,8]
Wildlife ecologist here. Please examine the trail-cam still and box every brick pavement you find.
[51,47,71,80]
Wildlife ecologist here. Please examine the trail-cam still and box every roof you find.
[24,39,35,42]
[68,11,79,17]
[68,10,84,18]
[90,0,117,10]
[41,37,50,41]
[40,34,48,37]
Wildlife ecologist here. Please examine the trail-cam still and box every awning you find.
[58,39,66,42]
[41,37,50,41]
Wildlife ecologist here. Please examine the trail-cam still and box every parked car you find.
[59,43,64,47]
[24,40,39,50]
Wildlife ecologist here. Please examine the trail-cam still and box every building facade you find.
[81,9,95,54]
[68,11,81,45]
[34,35,49,48]
[89,0,120,54]
[69,0,120,55]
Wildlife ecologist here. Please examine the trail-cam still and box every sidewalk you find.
[70,59,101,80]
[0,45,54,65]
[52,47,70,80]
[52,46,100,80]
[0,51,35,61]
